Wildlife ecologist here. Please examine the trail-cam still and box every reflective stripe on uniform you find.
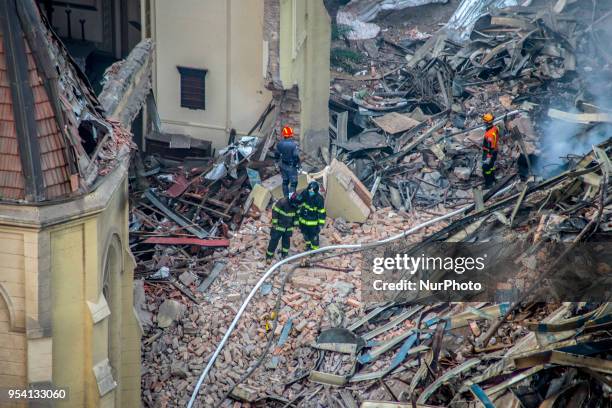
[274,226,294,232]
[301,203,323,212]
[273,207,296,217]
[281,248,289,253]
[266,251,274,256]
[299,218,319,226]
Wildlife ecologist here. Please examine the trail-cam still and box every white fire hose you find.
[187,203,472,407]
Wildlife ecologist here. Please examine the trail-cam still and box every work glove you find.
[482,156,491,167]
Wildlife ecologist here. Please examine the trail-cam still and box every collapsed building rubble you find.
[139,140,611,407]
[329,0,612,212]
[133,0,612,406]
[130,137,263,284]
[129,102,283,298]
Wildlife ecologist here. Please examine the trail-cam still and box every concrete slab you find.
[250,183,271,211]
[324,159,372,223]
[262,173,309,200]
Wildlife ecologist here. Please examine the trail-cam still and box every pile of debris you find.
[328,0,612,211]
[138,206,444,407]
[178,142,612,407]
[139,138,611,407]
[130,135,272,286]
[135,1,612,406]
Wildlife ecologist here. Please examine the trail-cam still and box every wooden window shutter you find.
[177,66,207,110]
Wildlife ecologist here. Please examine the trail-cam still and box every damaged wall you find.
[0,159,141,407]
[0,1,142,404]
[265,0,331,162]
[99,39,155,131]
[149,0,273,150]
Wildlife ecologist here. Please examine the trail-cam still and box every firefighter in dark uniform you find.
[297,181,326,251]
[276,126,300,198]
[266,193,299,261]
[482,112,499,188]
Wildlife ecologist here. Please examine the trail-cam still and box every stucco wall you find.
[275,0,331,158]
[151,0,272,151]
[0,164,140,408]
[0,286,26,389]
[51,224,88,406]
[0,231,27,396]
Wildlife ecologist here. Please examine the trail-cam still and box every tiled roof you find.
[25,42,72,199]
[0,1,113,203]
[0,33,25,200]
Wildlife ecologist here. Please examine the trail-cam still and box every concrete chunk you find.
[454,166,471,180]
[325,159,372,223]
[230,384,259,402]
[371,112,421,134]
[261,173,308,200]
[157,299,185,328]
[290,275,322,289]
[178,271,196,286]
[249,183,271,211]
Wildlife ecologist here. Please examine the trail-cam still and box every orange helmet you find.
[482,113,494,124]
[281,126,294,138]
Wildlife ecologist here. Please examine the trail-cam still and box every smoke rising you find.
[534,21,612,177]
[535,113,612,177]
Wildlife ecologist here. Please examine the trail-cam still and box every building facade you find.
[0,164,141,408]
[142,0,331,158]
[143,0,273,151]
[264,0,332,160]
[0,1,141,406]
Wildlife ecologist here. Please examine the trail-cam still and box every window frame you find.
[177,66,207,110]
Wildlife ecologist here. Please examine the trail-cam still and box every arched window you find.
[0,286,26,388]
[102,236,123,405]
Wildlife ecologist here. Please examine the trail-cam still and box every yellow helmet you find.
[482,113,494,124]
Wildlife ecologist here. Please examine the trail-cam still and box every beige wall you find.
[149,0,272,151]
[278,0,331,157]
[0,232,27,395]
[0,286,26,389]
[0,166,140,407]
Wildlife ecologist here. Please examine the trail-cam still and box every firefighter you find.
[482,113,499,188]
[266,192,299,261]
[297,181,326,251]
[276,125,300,199]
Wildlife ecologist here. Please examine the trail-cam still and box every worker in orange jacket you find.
[481,113,499,188]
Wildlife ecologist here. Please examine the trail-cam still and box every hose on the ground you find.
[212,265,297,408]
[187,204,471,407]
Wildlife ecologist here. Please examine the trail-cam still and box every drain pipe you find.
[187,205,471,407]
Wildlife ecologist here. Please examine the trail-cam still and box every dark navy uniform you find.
[297,182,326,250]
[276,139,300,198]
[266,197,299,259]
